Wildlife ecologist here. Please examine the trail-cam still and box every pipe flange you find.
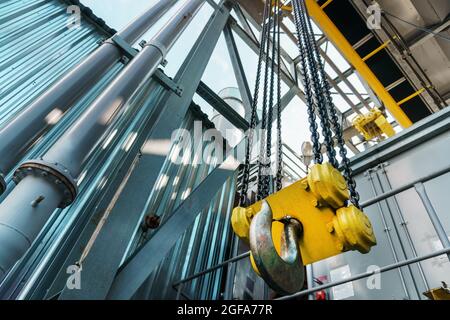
[14,159,78,209]
[0,173,6,195]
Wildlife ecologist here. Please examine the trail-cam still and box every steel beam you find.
[350,0,443,112]
[233,4,258,43]
[229,16,306,106]
[107,141,244,299]
[318,47,369,112]
[304,0,413,128]
[223,22,253,119]
[106,82,296,298]
[197,82,250,130]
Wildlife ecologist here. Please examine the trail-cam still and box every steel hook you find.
[249,200,305,295]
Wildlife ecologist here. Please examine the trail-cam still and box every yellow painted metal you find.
[304,0,413,128]
[397,87,426,106]
[353,107,395,140]
[307,162,349,209]
[231,163,377,266]
[274,0,293,12]
[332,205,377,253]
[423,286,450,300]
[320,0,333,9]
[231,206,254,242]
[247,179,344,265]
[362,40,391,62]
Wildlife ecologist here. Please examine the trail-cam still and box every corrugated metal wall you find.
[130,107,237,300]
[0,0,109,127]
[0,0,237,300]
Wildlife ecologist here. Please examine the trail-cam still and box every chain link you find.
[296,0,337,168]
[296,0,361,207]
[276,0,283,192]
[292,0,322,164]
[257,0,274,201]
[239,0,271,206]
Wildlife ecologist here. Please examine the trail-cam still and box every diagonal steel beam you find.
[107,142,244,299]
[223,22,254,119]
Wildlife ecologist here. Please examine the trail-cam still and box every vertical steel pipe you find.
[0,0,205,279]
[377,164,429,291]
[414,182,450,261]
[367,170,410,299]
[0,0,178,193]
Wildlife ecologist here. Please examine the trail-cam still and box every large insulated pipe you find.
[0,0,205,279]
[0,0,178,194]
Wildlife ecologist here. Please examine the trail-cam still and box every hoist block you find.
[231,163,377,267]
[352,107,395,141]
[307,162,349,209]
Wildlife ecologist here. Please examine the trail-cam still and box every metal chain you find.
[257,0,274,200]
[275,0,283,192]
[292,0,322,164]
[261,0,279,199]
[298,0,361,207]
[239,0,271,206]
[296,0,337,168]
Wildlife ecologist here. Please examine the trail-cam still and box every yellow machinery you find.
[353,108,396,141]
[232,0,377,295]
[231,163,377,294]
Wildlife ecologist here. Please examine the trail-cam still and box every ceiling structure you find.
[233,0,449,153]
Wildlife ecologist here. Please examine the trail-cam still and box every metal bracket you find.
[108,35,182,96]
[109,35,139,60]
[152,69,184,97]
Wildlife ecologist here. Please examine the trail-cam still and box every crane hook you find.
[249,200,305,295]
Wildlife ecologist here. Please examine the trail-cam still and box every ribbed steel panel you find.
[0,0,107,128]
[126,108,237,300]
[0,0,237,300]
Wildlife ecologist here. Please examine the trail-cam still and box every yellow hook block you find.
[231,163,377,265]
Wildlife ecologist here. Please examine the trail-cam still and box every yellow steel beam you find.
[362,40,391,62]
[305,0,413,128]
[397,87,426,106]
[321,0,334,9]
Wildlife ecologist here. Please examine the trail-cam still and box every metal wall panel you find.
[126,107,238,300]
[0,0,137,298]
[0,0,107,128]
[1,0,238,300]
